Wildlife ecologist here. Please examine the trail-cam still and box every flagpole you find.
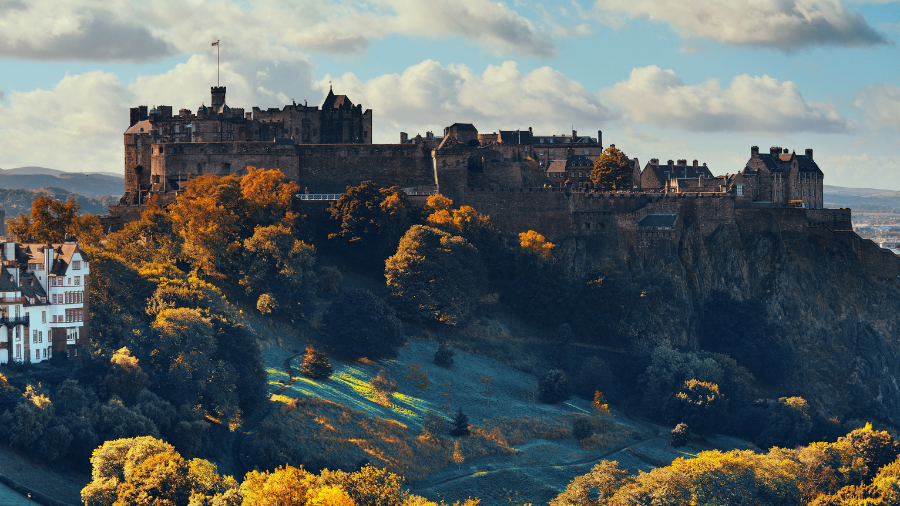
[217,40,220,86]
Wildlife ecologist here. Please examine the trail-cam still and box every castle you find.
[108,85,894,275]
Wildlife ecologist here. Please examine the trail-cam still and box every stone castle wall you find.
[150,142,436,194]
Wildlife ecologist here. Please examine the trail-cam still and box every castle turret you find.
[211,86,226,112]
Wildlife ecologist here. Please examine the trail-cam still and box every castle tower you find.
[211,87,226,112]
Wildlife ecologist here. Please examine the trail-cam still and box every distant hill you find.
[0,166,123,198]
[0,187,118,217]
[824,185,900,213]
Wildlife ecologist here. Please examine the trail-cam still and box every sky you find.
[1,0,899,189]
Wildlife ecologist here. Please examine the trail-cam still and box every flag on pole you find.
[211,41,219,46]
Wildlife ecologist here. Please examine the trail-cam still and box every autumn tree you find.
[550,460,634,506]
[241,224,316,301]
[670,423,691,448]
[105,207,183,267]
[301,345,333,380]
[370,369,397,406]
[425,196,509,281]
[590,145,633,191]
[100,347,150,405]
[385,225,483,325]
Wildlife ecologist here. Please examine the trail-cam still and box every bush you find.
[301,345,333,380]
[539,369,571,404]
[317,266,343,295]
[571,414,592,441]
[433,342,455,368]
[421,410,446,439]
[670,423,691,447]
[321,289,405,360]
[370,369,397,406]
[257,293,277,314]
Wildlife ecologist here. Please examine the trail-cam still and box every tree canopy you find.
[590,146,633,191]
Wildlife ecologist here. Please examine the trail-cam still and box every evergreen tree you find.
[301,345,333,380]
[450,408,470,437]
[434,342,455,368]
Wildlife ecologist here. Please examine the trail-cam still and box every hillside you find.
[824,184,900,213]
[0,187,118,216]
[0,167,123,198]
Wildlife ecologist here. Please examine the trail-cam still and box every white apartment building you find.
[0,236,89,364]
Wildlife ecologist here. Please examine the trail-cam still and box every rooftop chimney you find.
[693,160,698,167]
[805,148,813,160]
[770,146,781,156]
[783,148,789,154]
[400,132,408,144]
[668,160,674,169]
[650,158,659,165]
[751,146,759,157]
[598,130,602,148]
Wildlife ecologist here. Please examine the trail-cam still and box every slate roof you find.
[750,152,822,174]
[322,89,353,110]
[448,123,478,132]
[125,119,152,134]
[646,162,713,182]
[499,130,534,144]
[638,214,678,230]
[566,155,593,168]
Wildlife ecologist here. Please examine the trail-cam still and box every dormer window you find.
[72,261,81,270]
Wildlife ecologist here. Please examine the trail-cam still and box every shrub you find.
[301,345,333,380]
[257,293,277,314]
[539,369,571,404]
[670,423,691,447]
[433,342,455,368]
[421,410,446,439]
[321,289,405,360]
[317,266,343,295]
[571,414,593,441]
[370,369,397,406]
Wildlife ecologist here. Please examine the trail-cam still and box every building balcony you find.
[0,315,29,327]
[0,296,26,304]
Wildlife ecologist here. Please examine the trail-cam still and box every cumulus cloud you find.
[592,0,887,50]
[324,60,614,143]
[0,1,173,61]
[0,71,131,173]
[854,83,900,131]
[0,0,555,62]
[607,65,849,133]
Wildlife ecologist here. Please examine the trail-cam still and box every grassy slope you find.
[247,300,753,506]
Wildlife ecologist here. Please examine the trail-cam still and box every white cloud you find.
[0,0,556,62]
[823,153,900,189]
[324,60,614,143]
[854,83,900,131]
[592,0,886,49]
[607,65,850,133]
[0,71,130,173]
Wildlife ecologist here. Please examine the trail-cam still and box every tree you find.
[434,342,455,368]
[550,461,634,506]
[328,181,412,259]
[321,289,405,359]
[112,449,192,506]
[8,196,79,243]
[662,380,727,436]
[450,408,470,437]
[670,423,691,448]
[539,369,571,404]
[239,465,313,506]
[105,208,183,267]
[590,145,633,191]
[518,230,555,261]
[100,347,150,405]
[425,198,509,281]
[301,345,333,380]
[385,225,483,325]
[843,423,900,482]
[452,441,465,471]
[480,375,493,407]
[317,266,343,296]
[241,224,316,301]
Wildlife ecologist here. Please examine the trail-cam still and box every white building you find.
[0,236,89,364]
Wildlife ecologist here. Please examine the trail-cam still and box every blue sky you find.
[1,0,899,189]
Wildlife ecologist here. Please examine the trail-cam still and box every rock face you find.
[561,198,900,423]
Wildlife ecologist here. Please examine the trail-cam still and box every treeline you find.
[81,435,476,506]
[553,424,900,506]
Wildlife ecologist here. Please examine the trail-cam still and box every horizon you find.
[1,1,899,188]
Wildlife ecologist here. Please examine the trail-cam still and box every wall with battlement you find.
[150,142,435,194]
